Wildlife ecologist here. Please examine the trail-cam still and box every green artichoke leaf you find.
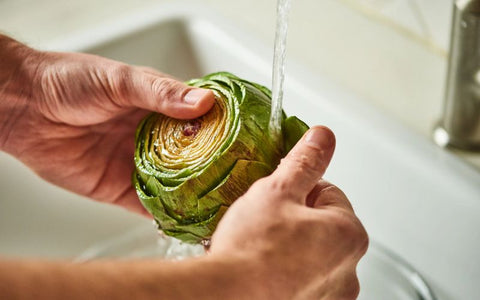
[133,72,309,243]
[283,116,310,153]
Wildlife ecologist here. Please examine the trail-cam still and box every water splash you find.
[269,0,292,142]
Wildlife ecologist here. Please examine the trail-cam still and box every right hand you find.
[210,126,369,300]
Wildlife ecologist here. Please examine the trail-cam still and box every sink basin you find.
[76,225,436,300]
[1,2,480,299]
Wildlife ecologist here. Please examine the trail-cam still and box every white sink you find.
[1,2,480,299]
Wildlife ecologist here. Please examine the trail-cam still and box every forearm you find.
[0,255,263,300]
[0,34,42,152]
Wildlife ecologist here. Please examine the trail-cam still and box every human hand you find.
[209,126,368,299]
[0,41,215,215]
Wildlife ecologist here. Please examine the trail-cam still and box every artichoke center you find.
[151,97,230,170]
[182,121,201,137]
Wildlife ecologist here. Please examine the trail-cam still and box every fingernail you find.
[184,88,210,104]
[305,127,335,150]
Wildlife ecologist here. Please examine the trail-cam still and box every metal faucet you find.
[434,0,480,150]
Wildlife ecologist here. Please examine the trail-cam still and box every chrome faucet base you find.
[435,0,480,152]
[433,122,480,151]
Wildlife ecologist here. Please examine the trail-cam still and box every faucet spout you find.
[434,0,480,150]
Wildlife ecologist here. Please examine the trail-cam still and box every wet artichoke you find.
[133,72,308,243]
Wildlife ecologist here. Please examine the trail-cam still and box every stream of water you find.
[269,0,292,142]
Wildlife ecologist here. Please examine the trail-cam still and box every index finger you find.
[306,180,354,212]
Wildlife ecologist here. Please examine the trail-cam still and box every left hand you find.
[1,44,215,215]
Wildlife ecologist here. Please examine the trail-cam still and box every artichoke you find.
[133,72,308,243]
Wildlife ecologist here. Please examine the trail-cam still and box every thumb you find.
[120,67,215,119]
[270,126,336,201]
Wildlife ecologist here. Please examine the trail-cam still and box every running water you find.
[269,0,292,142]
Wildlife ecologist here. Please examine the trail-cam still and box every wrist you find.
[202,252,285,300]
[0,35,45,152]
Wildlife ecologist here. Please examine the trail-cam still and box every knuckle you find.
[331,212,369,253]
[111,63,133,99]
[266,177,290,193]
[343,276,361,300]
[356,222,370,256]
[319,185,345,201]
[264,176,298,199]
[318,185,353,209]
[284,151,324,178]
[332,214,356,237]
[289,154,316,171]
[321,184,343,196]
[151,77,184,101]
